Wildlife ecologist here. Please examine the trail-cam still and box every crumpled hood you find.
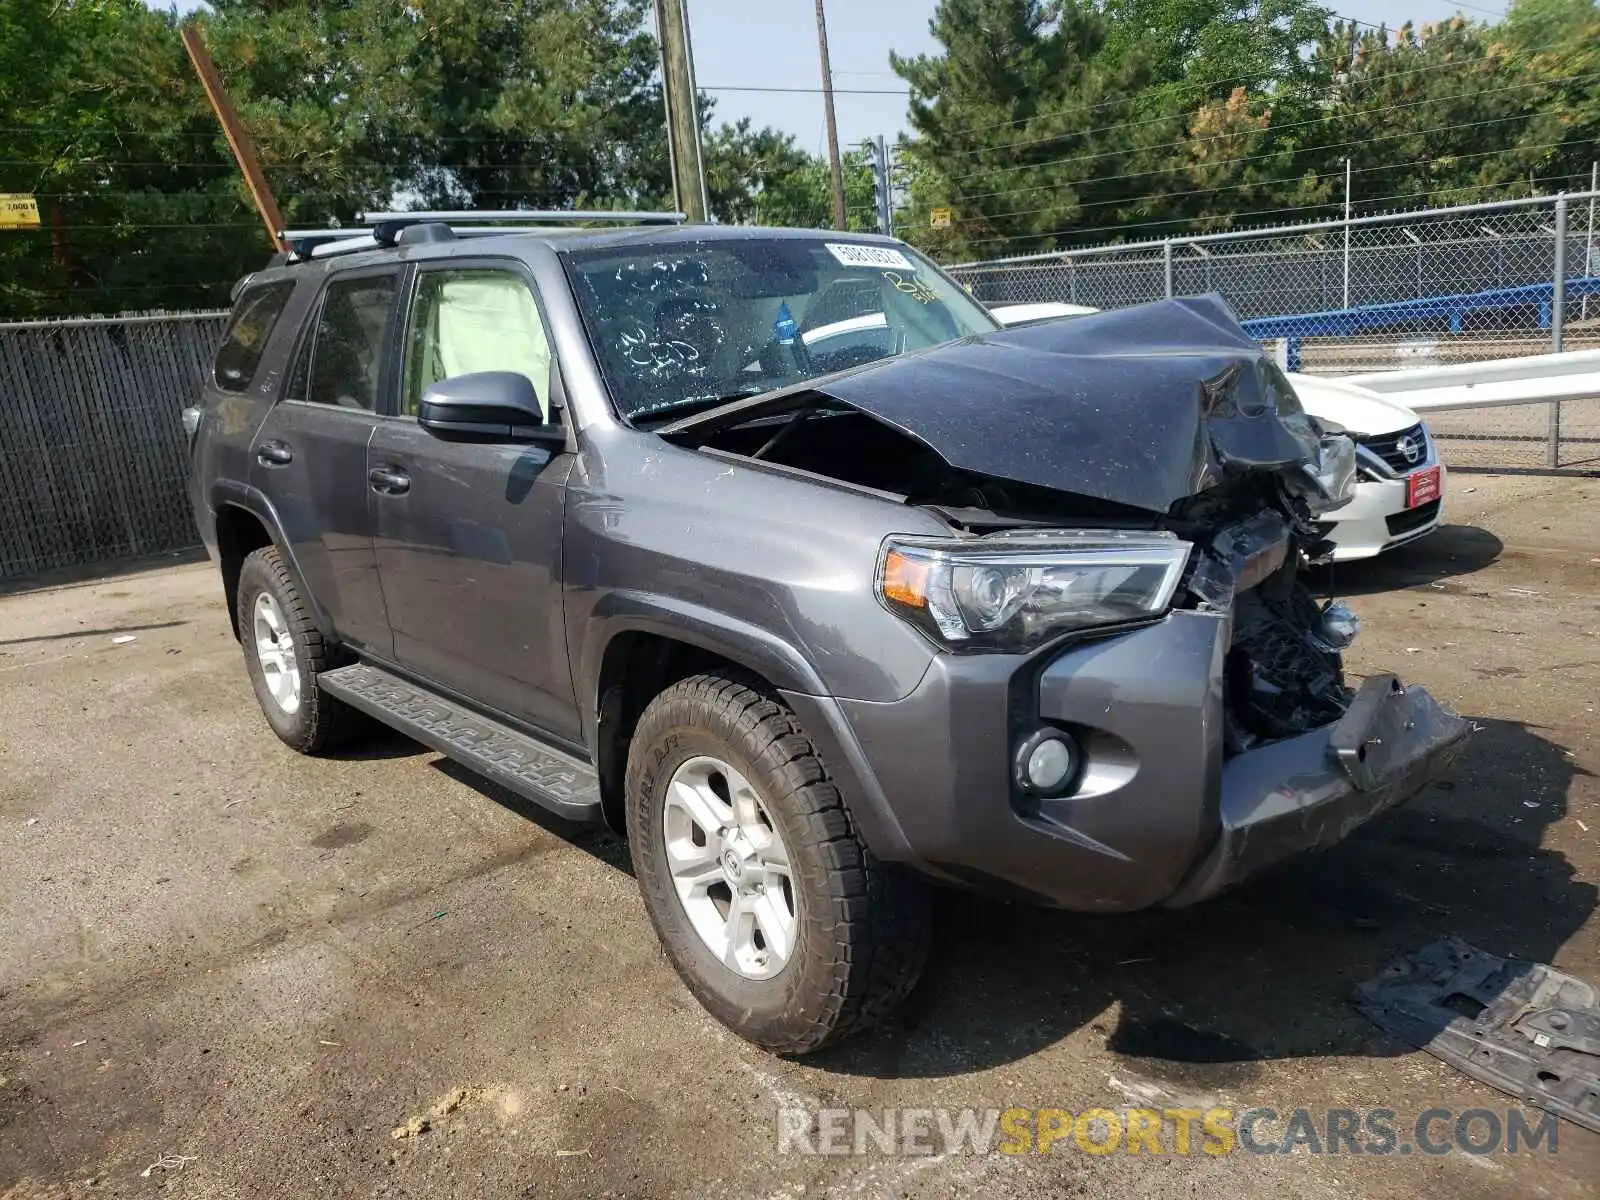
[808,294,1322,514]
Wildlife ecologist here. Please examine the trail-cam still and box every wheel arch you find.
[209,481,332,642]
[580,593,910,858]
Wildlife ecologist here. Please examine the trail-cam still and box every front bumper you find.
[787,611,1470,912]
[1323,463,1447,561]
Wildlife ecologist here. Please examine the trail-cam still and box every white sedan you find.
[986,302,1446,561]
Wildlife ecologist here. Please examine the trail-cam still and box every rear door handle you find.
[256,440,293,466]
[369,465,410,495]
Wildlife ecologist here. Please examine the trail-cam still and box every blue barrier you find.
[1239,276,1600,371]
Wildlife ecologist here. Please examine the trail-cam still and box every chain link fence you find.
[0,312,226,580]
[948,192,1600,471]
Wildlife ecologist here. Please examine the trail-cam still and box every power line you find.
[701,84,909,95]
[914,139,1586,232]
[956,174,1588,250]
[946,70,1600,187]
[943,109,1559,208]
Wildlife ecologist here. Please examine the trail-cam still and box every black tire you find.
[236,545,360,754]
[626,672,931,1053]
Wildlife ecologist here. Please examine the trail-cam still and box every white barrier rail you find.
[1344,349,1600,413]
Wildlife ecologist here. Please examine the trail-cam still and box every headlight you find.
[877,530,1192,652]
[1298,433,1357,515]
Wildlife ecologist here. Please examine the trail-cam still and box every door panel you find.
[249,405,387,653]
[248,269,400,655]
[370,263,576,740]
[369,423,577,739]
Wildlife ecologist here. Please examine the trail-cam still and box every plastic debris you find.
[140,1154,197,1178]
[111,635,137,644]
[1358,937,1600,1133]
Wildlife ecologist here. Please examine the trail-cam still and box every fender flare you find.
[578,590,913,859]
[209,479,334,639]
[578,590,828,736]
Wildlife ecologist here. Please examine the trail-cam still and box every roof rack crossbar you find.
[360,209,686,226]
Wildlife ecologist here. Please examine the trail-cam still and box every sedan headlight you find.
[877,530,1192,652]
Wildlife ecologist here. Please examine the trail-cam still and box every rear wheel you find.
[236,545,359,754]
[626,673,930,1053]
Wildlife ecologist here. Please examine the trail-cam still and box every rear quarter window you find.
[213,281,296,393]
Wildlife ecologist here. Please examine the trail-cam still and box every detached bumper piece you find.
[1167,674,1470,906]
[1358,938,1600,1133]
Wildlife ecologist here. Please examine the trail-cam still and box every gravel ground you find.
[2,472,1597,1199]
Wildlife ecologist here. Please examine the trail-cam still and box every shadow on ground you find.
[430,757,634,875]
[814,716,1594,1082]
[1307,523,1503,597]
[0,619,187,647]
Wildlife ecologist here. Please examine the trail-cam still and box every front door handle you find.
[369,465,411,495]
[256,440,293,466]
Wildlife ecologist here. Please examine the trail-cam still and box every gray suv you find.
[187,216,1469,1053]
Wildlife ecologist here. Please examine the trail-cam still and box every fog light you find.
[1314,600,1361,651]
[1014,729,1079,796]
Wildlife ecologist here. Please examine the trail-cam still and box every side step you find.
[318,663,602,823]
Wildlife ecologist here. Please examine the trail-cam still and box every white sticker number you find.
[826,243,915,271]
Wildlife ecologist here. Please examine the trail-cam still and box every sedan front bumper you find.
[1323,464,1447,561]
[789,610,1470,912]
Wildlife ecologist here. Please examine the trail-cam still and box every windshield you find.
[561,236,999,423]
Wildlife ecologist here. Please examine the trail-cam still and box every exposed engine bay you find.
[699,406,1359,755]
[663,295,1366,756]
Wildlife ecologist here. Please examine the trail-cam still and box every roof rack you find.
[280,208,687,262]
[361,209,687,226]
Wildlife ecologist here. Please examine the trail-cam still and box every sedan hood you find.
[666,294,1325,515]
[1287,373,1420,437]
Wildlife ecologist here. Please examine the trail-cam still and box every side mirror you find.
[416,371,563,443]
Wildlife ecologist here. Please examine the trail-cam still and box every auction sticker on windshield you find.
[827,243,916,271]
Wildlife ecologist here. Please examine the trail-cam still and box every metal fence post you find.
[1162,239,1174,298]
[1549,197,1567,467]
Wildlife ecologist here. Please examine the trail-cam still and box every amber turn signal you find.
[881,549,929,609]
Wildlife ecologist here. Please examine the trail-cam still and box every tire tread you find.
[627,671,930,1053]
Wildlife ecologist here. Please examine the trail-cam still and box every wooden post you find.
[814,0,847,231]
[180,24,287,252]
[654,0,708,223]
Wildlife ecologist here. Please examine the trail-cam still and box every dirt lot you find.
[3,472,1598,1199]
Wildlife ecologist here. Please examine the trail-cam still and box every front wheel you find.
[626,673,930,1053]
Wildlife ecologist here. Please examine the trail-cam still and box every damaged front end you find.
[664,294,1471,905]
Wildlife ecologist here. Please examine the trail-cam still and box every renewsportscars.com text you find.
[777,1105,1560,1158]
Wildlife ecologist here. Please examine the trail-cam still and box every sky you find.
[147,0,1514,151]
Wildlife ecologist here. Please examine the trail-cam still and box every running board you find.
[318,663,602,823]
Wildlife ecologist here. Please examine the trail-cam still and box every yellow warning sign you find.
[929,206,952,229]
[0,195,41,229]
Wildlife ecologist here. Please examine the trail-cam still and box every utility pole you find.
[814,0,847,230]
[1342,156,1352,310]
[655,0,708,223]
[181,24,287,252]
[867,136,892,236]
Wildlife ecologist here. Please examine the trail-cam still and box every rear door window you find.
[213,281,295,392]
[296,273,400,411]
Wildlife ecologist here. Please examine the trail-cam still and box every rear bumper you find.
[787,612,1470,912]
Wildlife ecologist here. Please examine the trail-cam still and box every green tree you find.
[0,0,262,318]
[892,0,1180,259]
